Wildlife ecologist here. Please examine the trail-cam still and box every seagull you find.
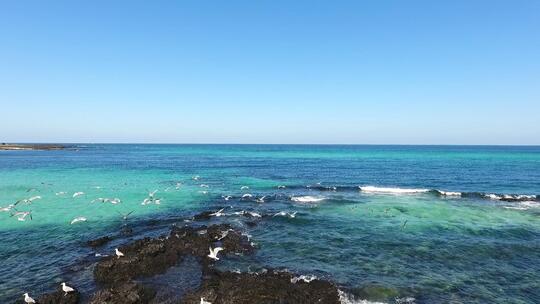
[247,211,262,218]
[61,282,75,296]
[70,217,87,224]
[192,175,200,181]
[240,186,249,190]
[109,198,121,204]
[277,185,286,189]
[12,211,32,221]
[255,196,266,203]
[401,219,408,230]
[208,246,224,261]
[241,194,253,199]
[115,248,124,258]
[0,204,16,212]
[56,191,67,196]
[23,293,36,303]
[200,297,212,304]
[117,210,134,221]
[73,192,84,198]
[175,182,182,190]
[148,190,158,198]
[200,184,209,188]
[210,208,225,217]
[17,196,41,204]
[222,195,232,201]
[217,229,232,240]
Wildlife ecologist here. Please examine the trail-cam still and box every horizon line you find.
[6,142,540,147]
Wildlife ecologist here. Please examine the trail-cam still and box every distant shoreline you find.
[0,143,66,150]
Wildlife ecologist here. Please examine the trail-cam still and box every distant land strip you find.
[0,143,66,150]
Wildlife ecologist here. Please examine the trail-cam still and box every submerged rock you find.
[86,236,113,248]
[351,284,400,302]
[181,270,341,304]
[89,281,156,304]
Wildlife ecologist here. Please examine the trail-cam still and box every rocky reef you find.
[15,222,348,304]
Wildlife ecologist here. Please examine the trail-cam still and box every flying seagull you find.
[208,246,224,260]
[70,217,87,224]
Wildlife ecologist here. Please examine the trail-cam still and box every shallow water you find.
[1,145,539,303]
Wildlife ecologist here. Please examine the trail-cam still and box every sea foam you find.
[359,186,430,194]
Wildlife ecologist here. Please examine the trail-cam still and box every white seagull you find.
[23,293,36,303]
[200,297,212,304]
[17,196,41,204]
[115,248,124,258]
[12,211,32,221]
[0,204,16,212]
[70,217,87,224]
[240,186,249,190]
[73,192,85,198]
[241,193,253,199]
[210,208,225,217]
[207,246,224,261]
[61,282,75,296]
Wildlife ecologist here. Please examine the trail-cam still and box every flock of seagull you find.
[3,176,309,303]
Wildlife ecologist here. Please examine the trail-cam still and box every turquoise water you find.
[1,145,539,303]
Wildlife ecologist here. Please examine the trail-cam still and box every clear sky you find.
[1,1,539,144]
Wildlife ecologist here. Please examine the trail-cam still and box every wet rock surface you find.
[13,284,80,304]
[89,281,156,304]
[15,222,346,304]
[181,269,341,304]
[94,224,253,284]
[86,235,113,247]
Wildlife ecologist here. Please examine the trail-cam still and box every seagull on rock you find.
[23,293,36,303]
[200,297,212,304]
[61,282,75,296]
[115,248,124,258]
[208,247,224,261]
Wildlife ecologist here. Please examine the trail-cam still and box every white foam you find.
[338,290,387,304]
[290,274,317,283]
[290,196,326,203]
[503,201,540,210]
[359,186,429,194]
[437,190,462,196]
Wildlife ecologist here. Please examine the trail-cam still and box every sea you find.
[0,144,539,303]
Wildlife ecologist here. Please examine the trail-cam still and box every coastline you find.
[0,143,66,151]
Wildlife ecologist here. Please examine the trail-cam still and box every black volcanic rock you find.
[180,270,341,304]
[86,236,113,248]
[13,284,80,304]
[94,224,254,284]
[89,281,156,304]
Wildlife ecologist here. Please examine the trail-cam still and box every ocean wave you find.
[290,195,326,203]
[359,186,430,194]
[337,290,387,304]
[503,201,540,210]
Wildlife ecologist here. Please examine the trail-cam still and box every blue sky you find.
[1,1,538,144]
